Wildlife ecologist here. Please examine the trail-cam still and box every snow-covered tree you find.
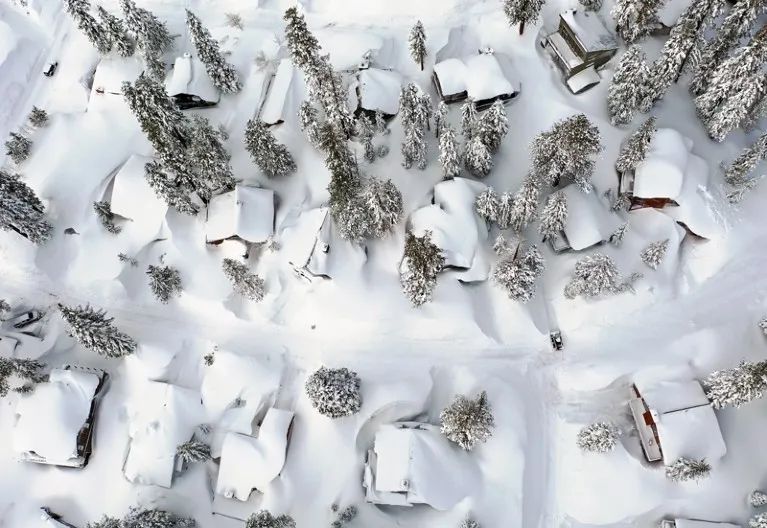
[355,114,376,162]
[564,253,638,299]
[539,190,567,239]
[435,101,448,139]
[400,84,430,170]
[531,114,602,191]
[750,490,767,508]
[724,133,767,186]
[577,422,619,453]
[120,0,172,55]
[188,116,235,200]
[87,516,121,528]
[144,161,199,215]
[464,135,493,177]
[460,99,478,139]
[298,101,322,148]
[503,0,545,34]
[374,110,389,135]
[359,177,403,238]
[65,0,111,54]
[493,243,545,302]
[28,106,49,128]
[319,122,361,227]
[0,299,10,316]
[408,20,427,70]
[119,253,138,266]
[187,10,241,93]
[610,222,629,246]
[222,259,265,301]
[331,505,357,526]
[440,391,495,450]
[665,457,711,482]
[727,175,764,204]
[93,201,121,234]
[751,513,767,528]
[705,72,767,142]
[640,239,669,270]
[402,124,426,170]
[459,518,480,528]
[476,100,509,152]
[58,303,137,358]
[475,187,499,223]
[703,360,767,408]
[305,366,362,418]
[245,511,295,528]
[176,440,211,463]
[616,116,656,172]
[5,132,32,164]
[495,192,514,230]
[0,170,53,244]
[244,119,296,178]
[97,6,135,57]
[306,54,355,137]
[283,7,320,71]
[608,46,649,126]
[122,507,196,528]
[611,0,663,43]
[226,13,243,30]
[146,265,182,303]
[437,124,461,179]
[0,357,45,397]
[579,0,603,11]
[400,230,445,306]
[509,176,540,232]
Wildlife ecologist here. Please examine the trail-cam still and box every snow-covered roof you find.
[675,521,741,528]
[316,29,388,70]
[560,10,617,52]
[123,380,203,488]
[434,54,517,101]
[560,184,621,251]
[260,59,294,125]
[13,368,101,465]
[215,408,294,501]
[205,185,275,244]
[91,57,143,97]
[633,128,693,200]
[548,31,582,70]
[663,154,719,239]
[637,379,710,415]
[658,0,694,27]
[165,53,219,103]
[110,154,168,234]
[356,68,402,115]
[565,65,601,93]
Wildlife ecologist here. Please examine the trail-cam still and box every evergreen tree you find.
[28,106,49,128]
[509,176,540,232]
[665,457,711,482]
[752,513,767,528]
[319,122,362,234]
[440,391,495,450]
[615,115,657,172]
[706,72,767,142]
[144,161,199,215]
[122,507,196,528]
[400,230,445,307]
[460,99,478,139]
[439,124,461,179]
[120,0,173,55]
[222,258,265,301]
[298,101,322,148]
[610,222,629,246]
[93,200,121,234]
[97,6,135,57]
[608,46,649,126]
[5,132,32,164]
[724,133,767,185]
[305,366,362,418]
[577,422,619,453]
[188,116,235,200]
[0,170,53,244]
[459,519,480,528]
[493,243,545,302]
[727,175,763,204]
[496,192,514,230]
[750,490,767,508]
[611,0,663,43]
[283,7,320,71]
[641,239,669,269]
[359,177,403,238]
[579,0,603,11]
[374,110,389,135]
[564,253,637,299]
[186,10,241,93]
[87,516,121,528]
[226,13,243,30]
[435,101,448,139]
[476,100,509,152]
[355,114,376,162]
[244,119,296,178]
[399,83,430,170]
[0,357,45,397]
[0,299,10,316]
[464,135,493,177]
[245,511,295,528]
[146,265,182,303]
[176,440,211,463]
[408,20,427,70]
[539,190,567,239]
[307,55,355,137]
[475,187,499,223]
[503,0,545,35]
[402,124,426,170]
[58,303,137,358]
[703,360,767,408]
[65,0,111,54]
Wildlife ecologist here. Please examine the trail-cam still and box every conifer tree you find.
[476,100,509,152]
[611,0,663,43]
[577,422,619,453]
[460,99,478,139]
[496,192,514,229]
[0,170,53,244]
[723,133,767,185]
[65,0,112,54]
[435,101,448,139]
[28,106,49,128]
[305,366,362,418]
[464,136,493,177]
[355,114,376,162]
[503,0,545,35]
[188,116,234,200]
[727,175,763,204]
[750,491,767,508]
[222,258,265,301]
[359,177,403,238]
[440,391,495,450]
[97,6,135,57]
[475,187,499,224]
[539,190,567,239]
[608,46,649,126]
[93,201,121,234]
[752,513,767,528]
[400,231,445,307]
[439,124,461,179]
[665,457,711,482]
[459,519,481,528]
[374,110,389,135]
[564,253,636,299]
[144,161,199,215]
[703,360,767,408]
[176,440,211,463]
[298,101,322,148]
[186,10,241,93]
[509,176,540,232]
[308,55,355,137]
[120,0,172,55]
[402,125,426,170]
[5,132,32,164]
[283,7,320,71]
[493,244,545,302]
[610,222,628,246]
[408,20,427,70]
[706,72,767,142]
[58,303,137,358]
[319,122,362,234]
[244,119,296,178]
[146,265,182,303]
[615,115,657,172]
[640,239,669,269]
[245,510,296,528]
[122,507,196,528]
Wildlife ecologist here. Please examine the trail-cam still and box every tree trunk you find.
[519,21,525,35]
[420,55,424,71]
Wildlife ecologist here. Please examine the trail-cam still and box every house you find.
[90,57,143,99]
[432,52,519,110]
[109,154,169,240]
[363,422,479,510]
[544,10,618,93]
[165,53,220,109]
[123,380,204,488]
[258,59,295,126]
[352,67,403,119]
[316,29,392,71]
[629,379,726,465]
[205,185,275,247]
[13,366,108,468]
[660,520,740,528]
[212,408,295,520]
[547,184,622,253]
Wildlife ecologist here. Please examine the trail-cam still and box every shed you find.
[110,154,168,234]
[13,366,108,468]
[629,379,726,464]
[363,422,479,510]
[258,59,295,126]
[165,53,220,109]
[353,68,403,118]
[205,186,275,246]
[90,57,143,98]
[548,184,622,252]
[432,52,518,109]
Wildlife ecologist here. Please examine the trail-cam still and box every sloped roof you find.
[663,154,719,239]
[91,57,143,97]
[561,10,617,52]
[434,54,517,101]
[357,68,403,115]
[316,29,387,70]
[110,154,168,232]
[636,379,710,415]
[260,59,294,125]
[205,186,275,244]
[633,128,692,200]
[560,184,621,251]
[165,53,219,103]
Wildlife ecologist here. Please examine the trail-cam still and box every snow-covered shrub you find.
[0,299,10,315]
[28,106,49,128]
[94,201,122,234]
[244,119,296,178]
[58,303,137,358]
[459,518,480,528]
[751,513,767,528]
[440,391,495,450]
[665,457,711,482]
[400,231,445,307]
[564,253,640,299]
[640,239,669,270]
[750,490,767,507]
[225,12,243,29]
[122,507,196,528]
[759,317,767,336]
[330,505,357,527]
[176,440,211,463]
[703,360,767,408]
[5,132,32,164]
[245,511,295,528]
[222,259,265,301]
[119,253,138,266]
[147,265,183,303]
[610,223,628,246]
[576,422,619,453]
[305,366,362,418]
[87,516,121,528]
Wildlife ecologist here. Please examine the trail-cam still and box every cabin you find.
[660,520,740,528]
[432,51,519,110]
[89,57,143,104]
[258,59,295,127]
[205,185,275,249]
[629,379,726,465]
[547,184,622,253]
[165,53,220,110]
[544,10,618,93]
[109,154,169,240]
[363,422,479,510]
[13,365,108,469]
[353,67,403,119]
[316,29,392,71]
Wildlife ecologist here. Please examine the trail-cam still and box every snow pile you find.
[89,57,144,101]
[205,185,275,245]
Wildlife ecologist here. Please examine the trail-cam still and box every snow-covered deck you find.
[633,128,692,201]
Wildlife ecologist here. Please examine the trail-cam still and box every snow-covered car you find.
[8,309,44,330]
[40,507,77,528]
[550,330,564,351]
[43,62,58,77]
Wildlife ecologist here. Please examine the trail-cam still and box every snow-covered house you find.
[660,520,740,528]
[544,10,618,93]
[165,53,220,109]
[13,366,108,468]
[432,52,519,110]
[363,422,479,510]
[629,379,726,465]
[123,380,204,488]
[352,67,403,119]
[205,185,275,248]
[316,29,392,71]
[90,57,143,99]
[109,154,168,239]
[258,59,295,126]
[548,184,622,253]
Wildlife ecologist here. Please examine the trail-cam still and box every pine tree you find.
[438,124,461,179]
[87,516,121,528]
[703,360,767,408]
[176,440,211,463]
[464,135,493,177]
[374,110,389,135]
[146,265,182,303]
[120,0,172,55]
[298,101,322,148]
[750,490,767,508]
[0,170,53,244]
[408,20,427,70]
[144,161,199,215]
[118,253,139,266]
[65,0,111,54]
[751,513,767,528]
[495,192,514,229]
[727,175,763,204]
[616,116,657,172]
[435,101,448,139]
[186,10,241,93]
[440,391,495,450]
[308,55,355,137]
[0,299,10,315]
[610,222,628,246]
[724,133,767,185]
[0,357,45,397]
[706,72,767,142]
[319,122,362,232]
[539,190,567,239]
[400,231,445,306]
[359,177,403,238]
[665,457,711,482]
[305,366,362,418]
[460,99,478,139]
[509,176,540,232]
[579,0,603,11]
[475,187,499,223]
[577,421,619,452]
[97,6,135,57]
[355,114,376,162]
[283,7,320,71]
[226,13,243,30]
[245,511,295,528]
[640,239,669,270]
[5,132,32,164]
[611,0,663,43]
[503,0,545,35]
[459,519,480,528]
[93,201,121,234]
[58,303,137,358]
[222,258,265,301]
[564,253,634,299]
[493,243,545,302]
[188,116,234,200]
[402,123,426,170]
[244,119,296,178]
[122,507,196,528]
[28,106,49,128]
[476,100,509,152]
[608,46,649,126]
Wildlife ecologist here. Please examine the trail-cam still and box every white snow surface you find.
[165,53,219,103]
[560,183,621,251]
[633,128,693,200]
[433,53,517,101]
[205,185,275,244]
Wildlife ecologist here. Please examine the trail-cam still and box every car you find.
[40,507,78,528]
[43,62,58,77]
[549,330,563,351]
[8,310,44,330]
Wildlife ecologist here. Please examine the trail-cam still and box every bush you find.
[305,366,362,418]
[576,422,619,453]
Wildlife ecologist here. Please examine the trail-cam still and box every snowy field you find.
[2,0,767,527]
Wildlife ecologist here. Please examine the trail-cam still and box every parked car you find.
[550,330,564,351]
[8,310,44,330]
[43,62,58,77]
